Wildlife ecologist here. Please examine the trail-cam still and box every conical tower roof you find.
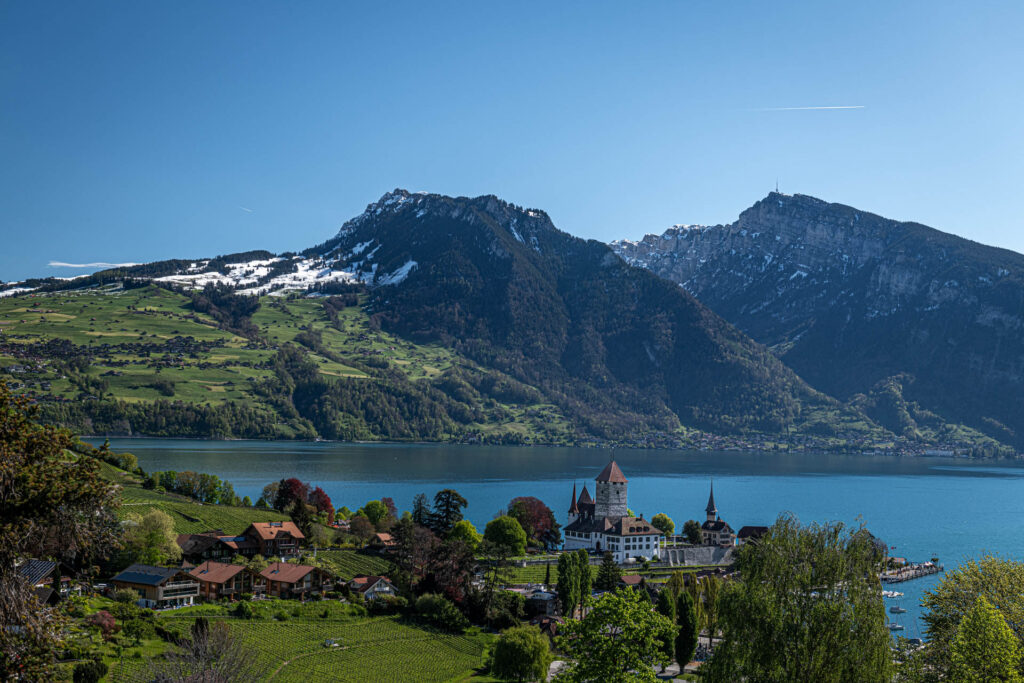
[568,482,579,514]
[578,484,594,505]
[596,460,627,483]
[706,481,717,514]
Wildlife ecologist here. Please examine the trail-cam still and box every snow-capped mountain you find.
[612,192,1024,449]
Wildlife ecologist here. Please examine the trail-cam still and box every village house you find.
[110,564,199,609]
[187,561,261,601]
[176,531,258,564]
[245,521,305,557]
[562,461,663,562]
[701,484,735,547]
[16,559,63,606]
[260,562,335,600]
[370,532,396,552]
[347,575,397,600]
[736,525,769,546]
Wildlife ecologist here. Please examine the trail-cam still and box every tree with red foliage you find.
[309,486,335,524]
[381,497,398,520]
[87,610,118,640]
[508,497,562,550]
[273,478,310,512]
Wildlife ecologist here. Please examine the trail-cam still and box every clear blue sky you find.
[2,1,1023,282]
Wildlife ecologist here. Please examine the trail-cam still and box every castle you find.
[562,460,662,563]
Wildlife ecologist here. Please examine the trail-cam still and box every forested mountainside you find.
[0,190,1011,454]
[613,192,1024,451]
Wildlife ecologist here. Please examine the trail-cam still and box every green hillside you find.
[0,284,576,444]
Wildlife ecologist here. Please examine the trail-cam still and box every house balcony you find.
[159,582,200,599]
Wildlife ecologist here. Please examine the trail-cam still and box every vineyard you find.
[315,549,395,581]
[119,484,286,534]
[109,610,494,683]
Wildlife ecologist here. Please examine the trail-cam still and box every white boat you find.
[890,606,907,614]
[887,622,905,631]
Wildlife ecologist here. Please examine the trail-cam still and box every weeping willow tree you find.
[703,514,891,683]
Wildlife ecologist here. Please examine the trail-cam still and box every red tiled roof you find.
[348,575,393,594]
[620,574,644,586]
[248,522,305,541]
[189,561,245,585]
[596,460,627,484]
[260,562,315,584]
[577,485,594,505]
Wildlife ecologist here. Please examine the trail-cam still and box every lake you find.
[99,438,1024,640]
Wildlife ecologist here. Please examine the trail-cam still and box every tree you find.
[554,588,676,683]
[557,552,580,618]
[348,515,375,543]
[87,610,118,640]
[414,593,468,633]
[490,625,552,682]
[1,385,120,679]
[655,589,677,666]
[545,562,551,587]
[922,555,1024,674]
[595,551,622,591]
[431,489,467,535]
[411,493,432,527]
[682,520,702,544]
[651,513,674,537]
[949,596,1022,683]
[273,478,309,512]
[576,549,592,606]
[124,509,181,565]
[675,590,698,667]
[150,619,261,682]
[484,516,527,556]
[360,500,390,528]
[448,519,482,551]
[308,486,334,523]
[703,515,891,683]
[508,496,561,549]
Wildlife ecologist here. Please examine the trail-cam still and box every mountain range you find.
[1,190,1020,455]
[613,192,1024,450]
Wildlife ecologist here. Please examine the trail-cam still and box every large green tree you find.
[682,520,702,545]
[484,516,527,556]
[949,596,1022,683]
[595,551,622,591]
[921,555,1024,674]
[448,519,482,551]
[703,514,891,683]
[675,589,699,668]
[650,513,674,537]
[489,625,552,682]
[124,509,181,565]
[431,489,468,535]
[0,384,120,679]
[554,588,676,683]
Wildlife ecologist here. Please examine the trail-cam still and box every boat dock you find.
[880,562,943,583]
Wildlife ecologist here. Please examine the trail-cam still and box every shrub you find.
[489,625,552,682]
[233,601,254,619]
[112,588,138,604]
[86,610,117,640]
[368,594,408,615]
[72,660,108,683]
[415,593,468,633]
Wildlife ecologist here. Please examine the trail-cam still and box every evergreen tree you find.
[544,562,551,587]
[576,549,592,605]
[431,489,467,535]
[595,551,622,591]
[557,553,580,618]
[949,596,1022,683]
[411,493,432,527]
[675,590,699,668]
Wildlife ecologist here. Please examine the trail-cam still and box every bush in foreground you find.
[490,625,551,682]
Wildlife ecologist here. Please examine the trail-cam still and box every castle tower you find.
[705,481,717,523]
[594,460,628,519]
[568,482,580,525]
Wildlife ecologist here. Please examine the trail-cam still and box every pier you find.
[880,562,943,583]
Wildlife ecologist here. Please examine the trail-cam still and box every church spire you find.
[569,481,579,514]
[705,481,717,521]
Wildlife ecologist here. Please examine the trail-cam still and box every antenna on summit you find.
[775,178,779,193]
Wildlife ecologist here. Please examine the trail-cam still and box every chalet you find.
[736,526,769,546]
[188,561,261,601]
[347,575,397,600]
[260,562,335,600]
[370,533,395,551]
[110,564,199,609]
[701,484,735,547]
[176,531,258,564]
[16,559,62,606]
[562,461,663,562]
[246,522,305,557]
[618,574,645,589]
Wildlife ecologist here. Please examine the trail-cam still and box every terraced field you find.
[315,549,395,581]
[119,485,286,534]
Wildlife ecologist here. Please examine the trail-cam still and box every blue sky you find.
[2,1,1022,281]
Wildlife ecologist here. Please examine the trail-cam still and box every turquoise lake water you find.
[101,438,1024,640]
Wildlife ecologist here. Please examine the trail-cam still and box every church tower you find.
[594,460,628,519]
[706,481,717,523]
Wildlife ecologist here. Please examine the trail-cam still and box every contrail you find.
[754,105,866,111]
[49,261,139,268]
[239,206,254,213]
